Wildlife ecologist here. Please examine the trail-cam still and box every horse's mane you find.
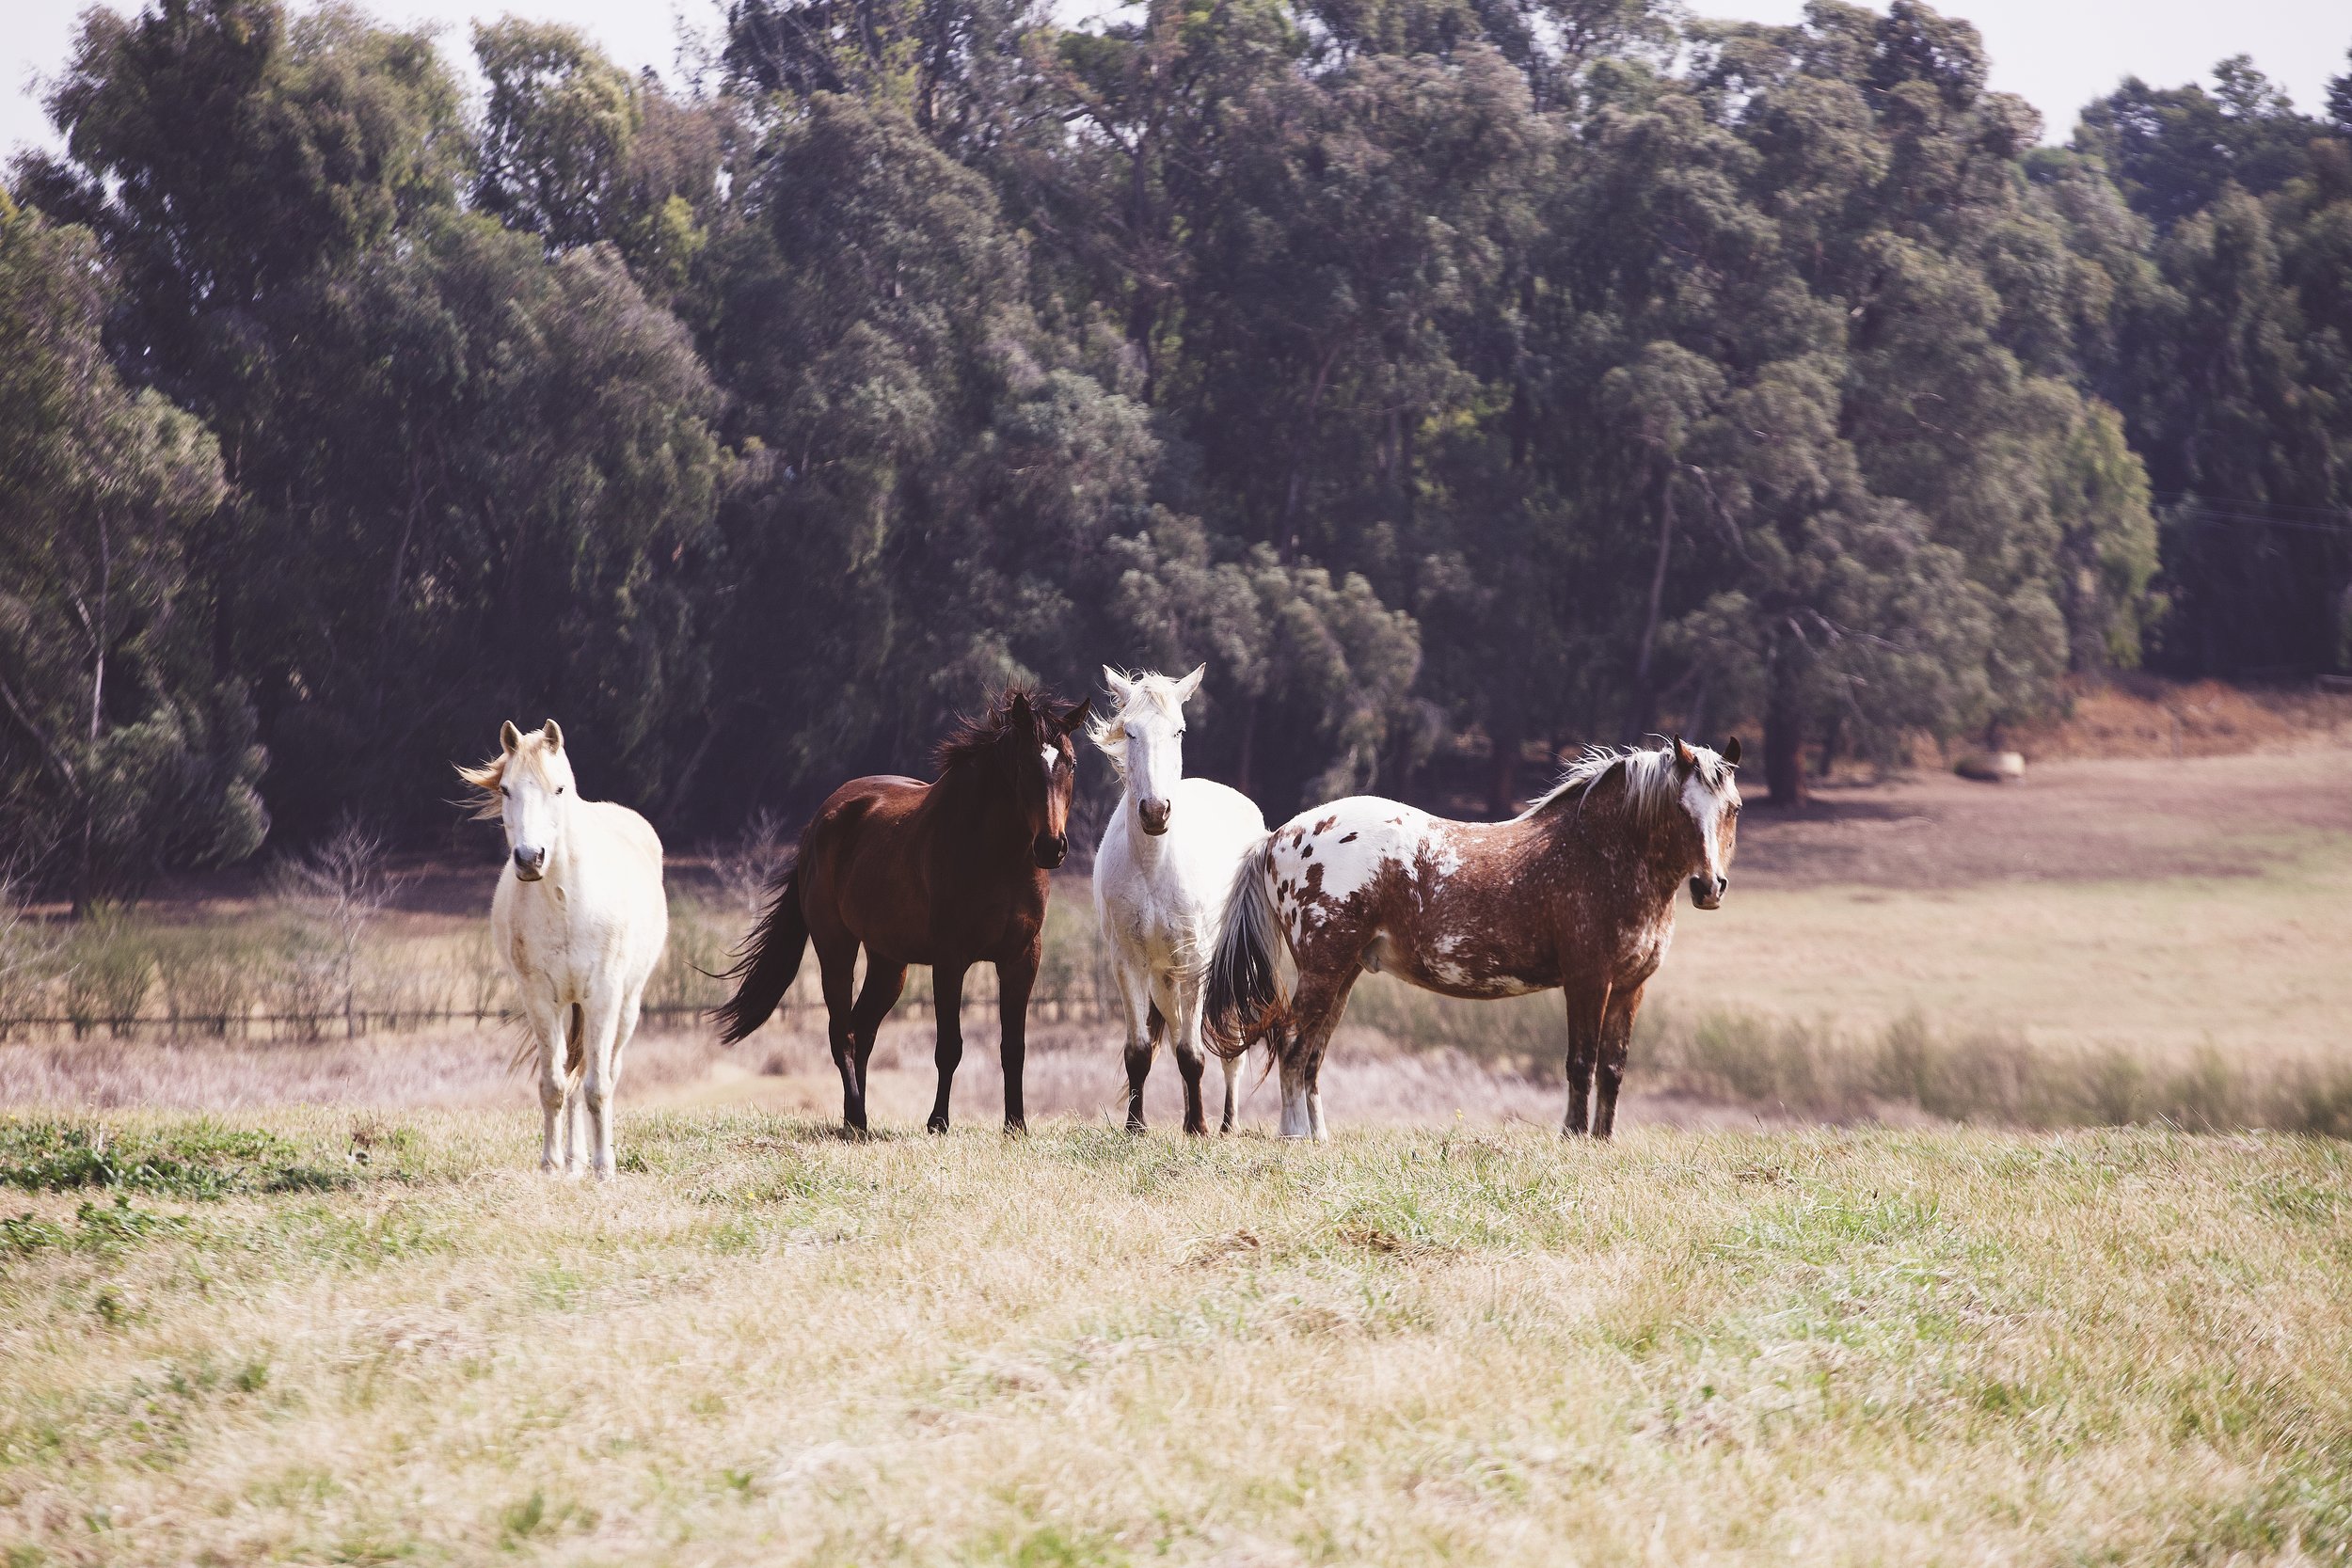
[1519,742,1730,825]
[1086,670,1188,783]
[933,685,1067,775]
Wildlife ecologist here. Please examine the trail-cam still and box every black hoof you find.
[926,1116,950,1134]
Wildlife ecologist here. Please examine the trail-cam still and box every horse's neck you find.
[1539,801,1686,906]
[925,760,1029,863]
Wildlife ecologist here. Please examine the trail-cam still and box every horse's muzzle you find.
[514,847,547,881]
[1690,873,1727,910]
[1138,798,1171,835]
[1034,833,1068,869]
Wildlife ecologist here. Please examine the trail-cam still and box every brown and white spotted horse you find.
[1203,737,1742,1139]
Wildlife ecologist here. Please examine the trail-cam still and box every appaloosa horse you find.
[712,688,1091,1134]
[1204,737,1742,1140]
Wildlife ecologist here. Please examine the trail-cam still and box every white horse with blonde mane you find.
[459,721,668,1178]
[1089,666,1268,1133]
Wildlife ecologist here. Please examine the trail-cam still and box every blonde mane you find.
[1519,741,1732,824]
[1088,670,1192,783]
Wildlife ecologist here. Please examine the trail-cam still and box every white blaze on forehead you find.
[1681,771,1734,870]
[1041,744,1058,769]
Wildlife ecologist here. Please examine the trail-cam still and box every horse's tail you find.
[711,865,808,1045]
[1203,833,1289,1060]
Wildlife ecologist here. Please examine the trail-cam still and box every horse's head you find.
[1091,664,1205,836]
[1670,735,1741,909]
[1000,689,1091,869]
[459,720,576,881]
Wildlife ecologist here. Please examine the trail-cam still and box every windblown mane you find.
[1087,670,1188,783]
[1519,742,1728,824]
[933,685,1064,774]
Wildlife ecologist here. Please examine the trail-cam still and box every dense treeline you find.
[3,0,2349,900]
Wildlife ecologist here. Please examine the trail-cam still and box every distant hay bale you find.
[1955,750,2026,784]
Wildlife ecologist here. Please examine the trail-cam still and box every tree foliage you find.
[4,0,2343,881]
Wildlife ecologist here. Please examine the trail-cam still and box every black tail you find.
[1203,834,1289,1059]
[711,865,809,1044]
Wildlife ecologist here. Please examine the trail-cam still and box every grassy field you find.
[2,1112,2349,1564]
[4,734,2352,1562]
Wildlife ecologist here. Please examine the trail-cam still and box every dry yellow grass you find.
[1,1112,2349,1565]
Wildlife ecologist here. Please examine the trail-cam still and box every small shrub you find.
[60,907,152,1038]
[152,927,262,1038]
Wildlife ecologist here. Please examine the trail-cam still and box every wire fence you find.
[0,895,1124,1045]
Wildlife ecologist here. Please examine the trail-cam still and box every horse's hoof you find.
[925,1117,949,1134]
[1003,1119,1028,1137]
[1125,1120,1147,1136]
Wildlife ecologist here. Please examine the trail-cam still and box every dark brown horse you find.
[712,687,1091,1133]
[1204,737,1741,1139]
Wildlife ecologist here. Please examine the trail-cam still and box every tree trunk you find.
[1764,682,1806,807]
[1625,459,1677,743]
[1487,717,1521,818]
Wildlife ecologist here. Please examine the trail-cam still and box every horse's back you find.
[580,800,669,977]
[1173,777,1267,844]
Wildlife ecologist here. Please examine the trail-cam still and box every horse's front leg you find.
[1561,985,1605,1137]
[1593,982,1645,1140]
[927,962,967,1133]
[579,985,628,1180]
[996,941,1041,1134]
[1113,958,1152,1132]
[1167,976,1211,1137]
[522,995,570,1174]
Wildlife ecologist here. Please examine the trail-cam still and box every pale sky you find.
[5,0,2349,166]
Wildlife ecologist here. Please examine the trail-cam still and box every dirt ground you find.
[1731,738,2352,890]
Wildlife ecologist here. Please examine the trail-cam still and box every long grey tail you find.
[1202,833,1288,1059]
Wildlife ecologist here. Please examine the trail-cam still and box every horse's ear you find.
[543,719,564,752]
[1721,736,1742,768]
[500,721,522,754]
[1101,666,1133,704]
[1008,690,1032,728]
[1174,664,1205,704]
[1673,734,1697,778]
[1060,697,1093,736]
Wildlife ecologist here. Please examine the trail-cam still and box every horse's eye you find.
[500,786,510,798]
[556,785,565,795]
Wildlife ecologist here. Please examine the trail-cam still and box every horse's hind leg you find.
[1217,1048,1243,1133]
[814,938,864,1133]
[927,962,966,1133]
[849,957,905,1118]
[1279,970,1356,1142]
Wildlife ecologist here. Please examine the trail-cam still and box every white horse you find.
[1089,666,1268,1133]
[459,721,668,1178]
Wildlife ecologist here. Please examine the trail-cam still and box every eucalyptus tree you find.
[0,196,261,902]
